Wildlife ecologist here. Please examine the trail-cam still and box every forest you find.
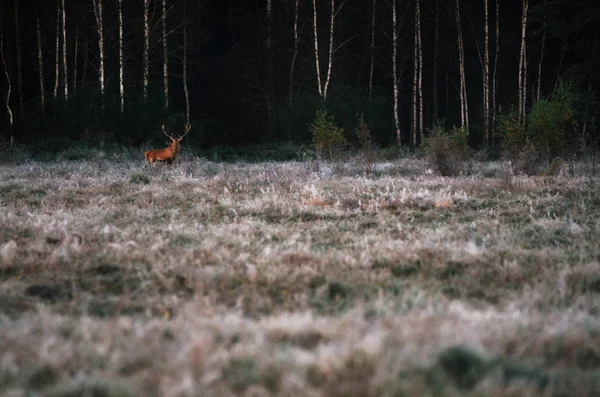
[2,1,600,396]
[0,0,598,155]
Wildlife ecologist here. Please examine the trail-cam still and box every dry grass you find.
[1,155,599,397]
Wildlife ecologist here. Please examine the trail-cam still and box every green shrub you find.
[423,123,469,176]
[355,114,377,175]
[527,93,577,164]
[498,108,543,175]
[310,109,346,161]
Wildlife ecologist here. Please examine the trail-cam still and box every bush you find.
[498,108,543,175]
[355,114,377,175]
[310,109,346,161]
[423,123,469,176]
[527,93,577,164]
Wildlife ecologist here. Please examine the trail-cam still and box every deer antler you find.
[161,124,175,139]
[180,123,191,139]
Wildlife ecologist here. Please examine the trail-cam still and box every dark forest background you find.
[0,0,599,157]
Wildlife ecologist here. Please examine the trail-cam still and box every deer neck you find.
[170,140,180,155]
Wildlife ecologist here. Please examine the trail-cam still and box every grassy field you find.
[1,153,599,397]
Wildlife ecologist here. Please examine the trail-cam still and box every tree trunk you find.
[551,49,563,99]
[61,0,68,101]
[266,0,272,136]
[311,0,323,98]
[73,17,78,98]
[162,0,168,108]
[14,0,23,120]
[455,0,468,135]
[93,0,105,110]
[518,0,528,123]
[491,0,499,145]
[417,0,423,144]
[37,18,45,111]
[143,0,150,103]
[288,0,299,137]
[412,0,417,145]
[432,0,439,122]
[368,0,376,102]
[54,5,60,99]
[323,0,337,100]
[183,12,189,125]
[483,0,489,146]
[1,9,13,133]
[119,0,124,112]
[537,22,545,102]
[392,0,401,144]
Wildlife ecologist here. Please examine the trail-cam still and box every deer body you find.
[144,124,191,165]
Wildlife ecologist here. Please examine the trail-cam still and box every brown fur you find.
[144,124,191,165]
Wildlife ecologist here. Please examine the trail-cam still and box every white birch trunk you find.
[323,0,337,100]
[432,0,439,121]
[37,18,45,110]
[537,23,545,102]
[483,0,489,146]
[412,0,417,145]
[417,0,423,143]
[0,10,13,131]
[491,0,499,144]
[73,17,78,97]
[312,0,323,97]
[518,0,528,123]
[61,0,68,100]
[183,17,189,125]
[119,0,124,112]
[54,6,60,99]
[524,47,528,118]
[368,0,376,102]
[143,0,150,103]
[266,0,272,136]
[455,0,466,131]
[392,0,401,144]
[289,0,300,137]
[93,0,105,108]
[14,0,23,118]
[552,49,563,99]
[162,0,168,108]
[289,0,299,109]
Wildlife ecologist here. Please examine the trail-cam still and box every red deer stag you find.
[144,123,191,165]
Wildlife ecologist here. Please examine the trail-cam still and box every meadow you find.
[1,151,599,397]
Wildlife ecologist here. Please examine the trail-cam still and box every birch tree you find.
[289,0,300,136]
[54,6,59,99]
[417,0,423,144]
[61,0,68,101]
[73,17,78,97]
[162,0,168,108]
[491,0,499,142]
[14,0,23,118]
[93,0,105,109]
[143,0,150,103]
[183,11,189,125]
[119,0,124,112]
[537,22,545,102]
[1,7,13,153]
[432,0,439,122]
[392,0,401,144]
[412,0,417,145]
[455,0,469,135]
[483,0,490,146]
[289,0,299,109]
[37,18,45,110]
[368,0,376,102]
[312,0,341,101]
[266,0,272,136]
[518,0,528,123]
